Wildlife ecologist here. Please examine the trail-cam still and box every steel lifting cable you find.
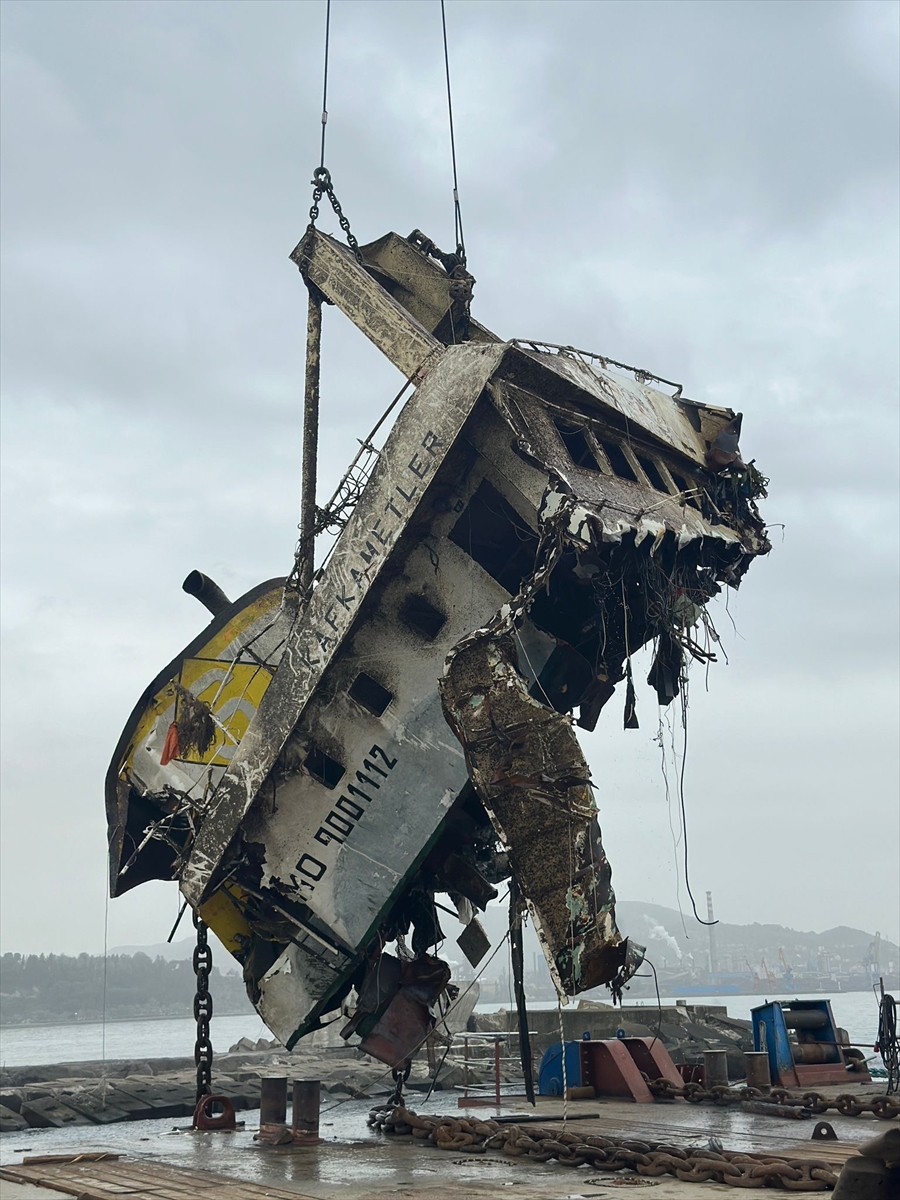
[319,0,331,169]
[440,0,466,263]
[306,0,363,264]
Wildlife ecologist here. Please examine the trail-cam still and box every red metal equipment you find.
[579,1037,682,1104]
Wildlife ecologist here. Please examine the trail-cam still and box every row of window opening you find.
[553,419,700,508]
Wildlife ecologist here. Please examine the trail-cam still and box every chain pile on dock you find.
[369,1104,842,1190]
[644,1077,899,1119]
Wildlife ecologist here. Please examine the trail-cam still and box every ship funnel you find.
[183,570,231,617]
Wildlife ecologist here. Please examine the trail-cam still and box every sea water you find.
[0,991,884,1068]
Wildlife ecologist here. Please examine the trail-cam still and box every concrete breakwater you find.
[478,1001,754,1075]
[0,1003,753,1132]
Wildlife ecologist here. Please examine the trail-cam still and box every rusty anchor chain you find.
[643,1076,899,1120]
[308,166,363,265]
[192,909,214,1105]
[369,1105,841,1191]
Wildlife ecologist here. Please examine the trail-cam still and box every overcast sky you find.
[1,0,898,963]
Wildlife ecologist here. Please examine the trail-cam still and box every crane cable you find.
[310,0,467,274]
[318,0,331,169]
[306,0,363,265]
[440,0,466,264]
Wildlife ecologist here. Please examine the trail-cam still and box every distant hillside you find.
[111,934,238,968]
[3,901,893,1025]
[613,901,897,975]
[460,900,896,984]
[0,952,254,1026]
[109,905,897,975]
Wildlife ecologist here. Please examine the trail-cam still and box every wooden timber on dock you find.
[1,1157,316,1200]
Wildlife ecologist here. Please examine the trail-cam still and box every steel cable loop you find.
[371,1106,840,1190]
[876,990,899,1092]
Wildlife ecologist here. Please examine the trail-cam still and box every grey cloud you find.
[1,0,897,953]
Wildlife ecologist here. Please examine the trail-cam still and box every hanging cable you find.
[304,0,363,264]
[98,885,111,1111]
[319,0,331,169]
[440,0,466,263]
[677,684,717,927]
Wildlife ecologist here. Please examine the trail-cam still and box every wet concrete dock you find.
[0,1092,874,1199]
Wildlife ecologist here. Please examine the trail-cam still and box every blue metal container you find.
[538,1041,583,1096]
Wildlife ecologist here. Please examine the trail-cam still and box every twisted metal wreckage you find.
[106,224,770,1072]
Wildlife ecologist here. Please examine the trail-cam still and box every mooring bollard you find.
[744,1050,771,1092]
[255,1077,291,1145]
[703,1050,729,1089]
[292,1080,324,1145]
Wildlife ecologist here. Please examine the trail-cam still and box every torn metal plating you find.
[440,491,642,998]
[106,224,770,1069]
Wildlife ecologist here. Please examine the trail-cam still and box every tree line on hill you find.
[0,952,255,1025]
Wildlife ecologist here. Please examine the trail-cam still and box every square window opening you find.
[636,454,669,492]
[449,480,540,594]
[601,441,639,482]
[303,745,346,790]
[348,672,393,717]
[554,419,600,470]
[400,594,446,640]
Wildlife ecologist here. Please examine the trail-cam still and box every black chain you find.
[308,166,363,265]
[389,1063,411,1108]
[192,909,214,1104]
[644,1076,899,1119]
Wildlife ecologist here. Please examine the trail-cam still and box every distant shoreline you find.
[0,1009,257,1031]
[1,984,891,1032]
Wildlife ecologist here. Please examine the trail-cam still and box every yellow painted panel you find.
[199,885,253,956]
[176,659,273,766]
[116,585,283,778]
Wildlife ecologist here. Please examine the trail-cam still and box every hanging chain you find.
[389,1062,411,1108]
[308,166,364,265]
[192,909,214,1103]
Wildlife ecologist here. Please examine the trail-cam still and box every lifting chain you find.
[643,1076,899,1120]
[365,1063,413,1128]
[389,1063,411,1108]
[192,909,214,1105]
[308,166,363,265]
[370,1105,841,1191]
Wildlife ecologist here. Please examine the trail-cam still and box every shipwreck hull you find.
[107,225,769,1060]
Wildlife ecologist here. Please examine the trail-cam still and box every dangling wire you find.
[440,0,466,263]
[677,681,717,928]
[319,0,331,170]
[99,884,110,1109]
[101,887,109,1064]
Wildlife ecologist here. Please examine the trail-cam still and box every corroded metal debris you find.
[106,225,769,1066]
